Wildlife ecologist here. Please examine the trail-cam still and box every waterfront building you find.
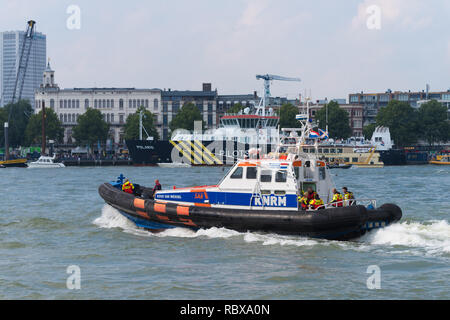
[349,89,450,125]
[161,84,217,140]
[34,63,161,145]
[0,29,46,108]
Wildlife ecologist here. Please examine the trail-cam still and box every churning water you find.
[0,165,449,299]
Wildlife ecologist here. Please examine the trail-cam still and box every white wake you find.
[94,205,450,256]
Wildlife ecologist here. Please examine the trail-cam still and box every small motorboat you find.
[27,155,65,168]
[0,158,28,168]
[429,154,450,165]
[99,105,402,241]
[327,162,352,169]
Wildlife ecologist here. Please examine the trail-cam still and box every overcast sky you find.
[1,0,449,101]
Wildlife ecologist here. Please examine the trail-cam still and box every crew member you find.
[152,179,162,197]
[309,194,324,210]
[122,179,134,194]
[331,188,344,207]
[298,192,309,210]
[342,187,355,206]
[306,187,317,203]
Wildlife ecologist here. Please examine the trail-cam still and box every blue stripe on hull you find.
[156,191,298,208]
[120,211,176,230]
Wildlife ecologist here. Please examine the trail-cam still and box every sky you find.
[1,0,449,101]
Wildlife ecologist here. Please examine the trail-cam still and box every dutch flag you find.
[309,130,320,138]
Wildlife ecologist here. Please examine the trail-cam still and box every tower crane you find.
[255,74,301,116]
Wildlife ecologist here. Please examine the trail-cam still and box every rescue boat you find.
[98,100,402,241]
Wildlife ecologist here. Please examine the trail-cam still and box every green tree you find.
[278,103,301,129]
[124,106,160,140]
[24,108,64,145]
[169,102,205,132]
[0,100,33,147]
[418,100,450,145]
[376,100,419,147]
[72,108,109,148]
[226,103,245,114]
[0,108,6,148]
[363,123,377,140]
[315,101,352,139]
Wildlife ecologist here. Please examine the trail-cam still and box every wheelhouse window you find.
[246,167,257,179]
[230,167,243,179]
[275,170,287,183]
[260,170,272,182]
[319,167,326,180]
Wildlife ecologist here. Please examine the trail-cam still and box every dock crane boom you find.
[255,74,301,116]
[11,20,36,104]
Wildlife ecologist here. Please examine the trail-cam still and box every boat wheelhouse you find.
[155,155,333,210]
[171,113,280,145]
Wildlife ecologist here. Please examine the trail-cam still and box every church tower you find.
[42,59,57,88]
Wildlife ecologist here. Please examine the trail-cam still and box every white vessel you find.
[157,162,191,168]
[28,155,65,168]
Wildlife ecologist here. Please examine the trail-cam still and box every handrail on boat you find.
[306,198,377,211]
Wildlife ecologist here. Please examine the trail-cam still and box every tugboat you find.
[98,99,402,240]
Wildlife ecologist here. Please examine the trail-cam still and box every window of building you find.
[111,99,114,108]
[196,102,203,113]
[119,99,124,110]
[208,114,213,126]
[60,100,63,109]
[85,99,89,109]
[208,103,213,112]
[111,114,114,123]
[133,99,136,108]
[129,100,132,108]
[154,99,159,110]
[350,95,359,103]
[94,99,98,108]
[172,102,179,113]
[119,114,124,124]
[163,115,168,126]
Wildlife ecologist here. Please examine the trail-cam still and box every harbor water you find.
[0,165,449,299]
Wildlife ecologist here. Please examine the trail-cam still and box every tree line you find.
[363,100,450,147]
[0,100,204,150]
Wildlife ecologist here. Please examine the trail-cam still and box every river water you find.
[0,165,449,299]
